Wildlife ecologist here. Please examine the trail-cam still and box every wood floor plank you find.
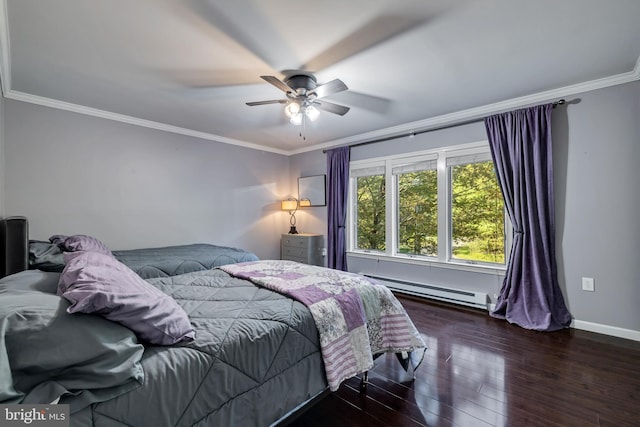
[335,382,429,427]
[288,295,640,427]
[287,393,390,427]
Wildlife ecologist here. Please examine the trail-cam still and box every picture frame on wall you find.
[298,175,326,206]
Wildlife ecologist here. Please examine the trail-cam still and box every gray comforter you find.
[28,242,259,278]
[112,244,259,279]
[74,269,326,426]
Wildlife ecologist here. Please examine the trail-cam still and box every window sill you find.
[347,251,507,276]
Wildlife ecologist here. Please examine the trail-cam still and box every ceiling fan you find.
[246,71,350,139]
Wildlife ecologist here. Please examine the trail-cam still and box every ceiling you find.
[1,0,639,154]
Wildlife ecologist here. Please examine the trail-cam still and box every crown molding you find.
[3,90,290,156]
[291,55,640,155]
[0,0,11,96]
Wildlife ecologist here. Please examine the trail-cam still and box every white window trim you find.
[348,141,510,275]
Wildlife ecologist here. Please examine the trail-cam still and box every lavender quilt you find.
[219,260,426,391]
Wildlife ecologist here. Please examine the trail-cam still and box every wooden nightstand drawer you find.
[280,233,324,266]
[282,246,309,258]
[281,235,309,248]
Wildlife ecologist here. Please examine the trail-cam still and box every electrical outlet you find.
[581,277,595,292]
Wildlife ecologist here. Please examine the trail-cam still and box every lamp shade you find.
[299,198,311,207]
[281,199,298,211]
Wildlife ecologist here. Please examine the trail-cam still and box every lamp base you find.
[288,226,299,234]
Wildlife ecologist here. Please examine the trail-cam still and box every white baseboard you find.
[487,304,639,341]
[571,320,640,342]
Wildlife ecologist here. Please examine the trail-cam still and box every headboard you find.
[0,216,29,278]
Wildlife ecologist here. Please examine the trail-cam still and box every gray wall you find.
[288,150,329,260]
[2,99,291,259]
[290,80,640,333]
[555,81,639,331]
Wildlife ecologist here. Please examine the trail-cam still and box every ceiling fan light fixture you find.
[289,105,319,126]
[284,101,300,117]
[305,105,320,121]
[290,112,303,125]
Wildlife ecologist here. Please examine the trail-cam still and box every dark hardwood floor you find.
[288,295,640,427]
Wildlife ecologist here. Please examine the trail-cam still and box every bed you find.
[0,219,426,426]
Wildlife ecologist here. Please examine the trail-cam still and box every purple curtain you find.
[326,147,350,271]
[484,104,571,331]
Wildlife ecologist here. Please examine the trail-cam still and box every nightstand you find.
[281,234,324,266]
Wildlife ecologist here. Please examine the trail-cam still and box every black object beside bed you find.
[0,216,28,278]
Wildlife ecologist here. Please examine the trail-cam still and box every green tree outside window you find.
[356,175,385,251]
[451,161,505,263]
[397,170,437,256]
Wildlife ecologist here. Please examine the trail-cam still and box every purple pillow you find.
[61,234,112,255]
[58,251,195,345]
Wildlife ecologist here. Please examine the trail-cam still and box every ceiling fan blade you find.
[303,15,430,71]
[329,91,392,114]
[314,100,350,116]
[246,99,288,106]
[314,79,348,98]
[183,1,297,71]
[261,76,296,94]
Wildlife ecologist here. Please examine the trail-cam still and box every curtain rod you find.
[323,99,566,153]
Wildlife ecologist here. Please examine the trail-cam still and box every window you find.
[352,165,386,251]
[349,142,509,269]
[394,158,438,257]
[449,155,505,264]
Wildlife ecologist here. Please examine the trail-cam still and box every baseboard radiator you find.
[363,274,488,310]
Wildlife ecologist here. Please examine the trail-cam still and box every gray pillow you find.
[58,251,195,345]
[28,240,65,272]
[0,269,60,294]
[0,289,144,413]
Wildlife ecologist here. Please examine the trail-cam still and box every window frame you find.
[347,141,511,274]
